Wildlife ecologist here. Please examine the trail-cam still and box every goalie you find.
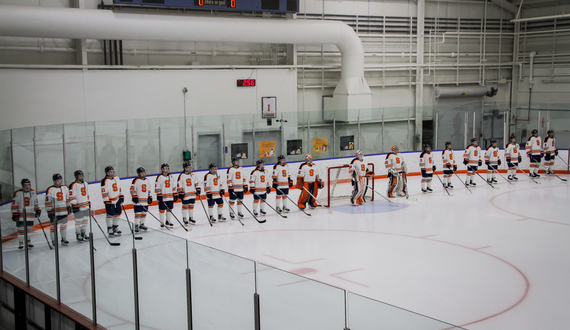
[297,154,324,209]
[385,145,408,198]
[349,150,374,205]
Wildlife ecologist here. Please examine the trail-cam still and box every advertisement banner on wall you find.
[312,138,328,153]
[259,141,276,158]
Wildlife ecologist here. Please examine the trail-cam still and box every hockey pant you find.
[545,154,555,171]
[50,215,68,242]
[16,217,34,244]
[507,162,518,177]
[159,200,174,224]
[207,197,223,217]
[253,192,266,213]
[73,209,89,235]
[228,190,244,216]
[275,188,289,209]
[298,182,319,209]
[105,201,122,231]
[421,173,433,190]
[466,166,478,184]
[181,199,195,220]
[529,155,542,175]
[387,172,406,197]
[133,205,148,226]
[487,165,498,181]
[443,169,453,185]
[351,176,367,204]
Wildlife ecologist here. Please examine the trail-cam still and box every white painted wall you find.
[0,68,298,130]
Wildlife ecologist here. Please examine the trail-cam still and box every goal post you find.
[318,163,375,207]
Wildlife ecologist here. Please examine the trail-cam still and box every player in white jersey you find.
[385,145,407,198]
[11,178,41,249]
[463,138,483,186]
[544,130,557,175]
[273,155,293,213]
[101,166,124,236]
[227,156,247,219]
[349,150,374,205]
[505,134,522,181]
[131,167,152,232]
[442,141,457,188]
[526,129,543,178]
[297,154,323,209]
[69,170,90,242]
[46,173,71,246]
[204,163,226,222]
[485,139,501,183]
[155,163,177,227]
[177,162,200,225]
[419,144,436,193]
[251,159,271,215]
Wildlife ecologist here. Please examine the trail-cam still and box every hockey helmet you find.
[277,155,285,162]
[305,154,313,162]
[490,138,497,145]
[208,163,217,169]
[105,166,114,175]
[356,150,363,157]
[445,141,452,148]
[422,144,431,151]
[471,138,478,143]
[21,178,31,191]
[136,167,146,175]
[160,163,170,171]
[547,129,554,135]
[391,145,399,152]
[74,170,84,179]
[510,133,516,140]
[183,162,191,170]
[52,173,63,182]
[256,159,265,166]
[531,129,538,135]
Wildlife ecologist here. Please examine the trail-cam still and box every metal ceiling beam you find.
[490,0,518,13]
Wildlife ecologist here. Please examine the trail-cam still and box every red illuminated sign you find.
[237,79,256,87]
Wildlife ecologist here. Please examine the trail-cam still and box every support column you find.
[414,0,425,151]
[74,0,88,65]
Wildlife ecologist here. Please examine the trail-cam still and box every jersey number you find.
[24,197,30,207]
[450,154,454,160]
[537,140,540,146]
[213,178,218,186]
[141,184,147,192]
[493,151,498,157]
[474,150,478,156]
[260,175,265,183]
[56,192,64,201]
[396,158,401,164]
[309,169,314,176]
[186,178,192,186]
[235,172,241,180]
[513,147,518,153]
[81,187,87,196]
[361,164,366,171]
[112,183,118,192]
[165,180,171,188]
[282,170,287,177]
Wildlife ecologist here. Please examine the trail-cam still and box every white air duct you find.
[434,86,491,98]
[0,4,371,110]
[528,51,537,89]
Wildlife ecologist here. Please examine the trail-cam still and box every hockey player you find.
[251,159,271,215]
[46,173,71,246]
[526,129,543,178]
[385,145,407,198]
[11,178,40,249]
[297,154,323,209]
[155,163,176,227]
[419,145,436,193]
[505,134,522,180]
[349,150,374,204]
[178,163,200,224]
[273,155,294,212]
[131,167,152,232]
[227,156,247,219]
[485,139,501,183]
[463,138,483,186]
[101,166,124,236]
[69,170,90,242]
[204,163,226,222]
[544,130,558,175]
[442,141,457,188]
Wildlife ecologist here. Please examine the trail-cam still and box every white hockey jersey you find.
[45,185,70,216]
[227,167,247,192]
[131,177,151,206]
[11,189,40,219]
[349,158,370,178]
[526,136,543,155]
[177,172,200,200]
[485,147,500,166]
[101,176,122,204]
[298,163,320,183]
[273,164,292,188]
[69,181,90,210]
[505,143,521,163]
[544,137,556,155]
[385,152,405,172]
[419,151,434,174]
[250,169,270,194]
[442,150,456,167]
[155,174,175,201]
[204,172,223,196]
[463,145,482,166]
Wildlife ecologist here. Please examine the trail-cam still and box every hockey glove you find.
[48,212,55,221]
[272,181,278,189]
[446,164,452,169]
[12,214,19,222]
[433,165,437,171]
[498,159,502,166]
[35,209,41,218]
[132,197,139,204]
[206,193,212,200]
[555,149,559,156]
[243,186,249,194]
[478,160,482,167]
[120,195,125,203]
[67,206,73,215]
[463,159,469,165]
[157,195,163,203]
[72,206,80,214]
[173,194,179,202]
[317,180,325,189]
[147,196,153,204]
[421,169,426,176]
[288,178,293,188]
[219,189,225,197]
[196,187,201,195]
[541,152,544,158]
[228,189,234,197]
[366,171,375,177]
[518,156,522,163]
[453,165,458,172]
[266,187,271,194]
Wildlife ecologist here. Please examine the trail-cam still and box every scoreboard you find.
[113,0,298,13]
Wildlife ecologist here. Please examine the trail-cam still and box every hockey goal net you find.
[319,163,375,207]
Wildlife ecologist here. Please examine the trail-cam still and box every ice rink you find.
[2,171,570,330]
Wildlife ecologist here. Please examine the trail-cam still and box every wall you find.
[0,68,298,130]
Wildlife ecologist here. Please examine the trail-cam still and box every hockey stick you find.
[540,164,568,182]
[35,216,53,250]
[275,187,311,216]
[161,201,190,232]
[494,168,513,185]
[517,168,540,184]
[365,184,397,205]
[434,172,453,196]
[452,170,473,193]
[88,211,120,246]
[253,192,287,219]
[302,186,333,213]
[475,171,499,189]
[121,205,143,240]
[222,196,244,226]
[197,196,215,227]
[236,197,266,224]
[143,206,172,232]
